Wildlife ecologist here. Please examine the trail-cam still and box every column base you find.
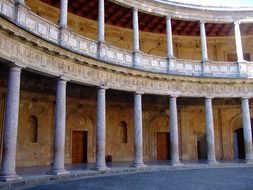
[245,159,253,164]
[47,169,69,176]
[0,173,22,182]
[91,164,110,171]
[131,162,148,169]
[207,160,218,165]
[170,161,183,166]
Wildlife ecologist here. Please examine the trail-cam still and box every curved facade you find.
[0,0,253,181]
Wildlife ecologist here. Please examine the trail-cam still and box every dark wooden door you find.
[157,132,170,160]
[72,131,88,163]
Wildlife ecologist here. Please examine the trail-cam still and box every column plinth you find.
[205,98,217,165]
[241,98,253,163]
[0,65,22,182]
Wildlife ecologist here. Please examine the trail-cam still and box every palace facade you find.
[0,0,253,181]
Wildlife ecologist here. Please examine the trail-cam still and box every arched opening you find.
[28,116,38,143]
[233,128,245,159]
[119,121,127,143]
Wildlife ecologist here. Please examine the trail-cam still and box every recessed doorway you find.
[233,128,245,159]
[196,133,207,160]
[157,132,171,160]
[72,131,88,163]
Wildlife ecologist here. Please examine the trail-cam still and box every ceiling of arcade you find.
[39,0,253,37]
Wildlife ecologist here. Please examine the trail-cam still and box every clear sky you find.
[168,0,253,6]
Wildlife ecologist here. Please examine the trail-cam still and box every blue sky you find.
[170,0,253,6]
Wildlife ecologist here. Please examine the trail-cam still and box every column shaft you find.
[166,17,174,58]
[94,87,108,170]
[60,0,68,28]
[49,78,68,175]
[205,98,217,164]
[200,22,208,61]
[170,97,181,165]
[98,0,105,42]
[234,22,244,62]
[0,65,21,181]
[241,98,253,162]
[133,8,140,52]
[132,93,145,168]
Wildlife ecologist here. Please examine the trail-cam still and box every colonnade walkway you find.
[0,161,252,189]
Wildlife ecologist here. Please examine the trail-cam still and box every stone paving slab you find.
[1,162,253,189]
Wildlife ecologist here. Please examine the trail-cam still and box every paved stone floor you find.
[12,167,253,190]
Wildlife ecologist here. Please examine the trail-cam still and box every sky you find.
[167,0,253,6]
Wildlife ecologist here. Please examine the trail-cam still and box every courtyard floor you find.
[1,161,253,190]
[11,167,253,190]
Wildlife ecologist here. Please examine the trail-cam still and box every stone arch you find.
[66,110,94,163]
[147,114,169,160]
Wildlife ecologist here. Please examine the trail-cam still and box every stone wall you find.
[0,84,250,167]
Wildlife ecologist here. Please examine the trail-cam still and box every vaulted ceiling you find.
[41,0,253,36]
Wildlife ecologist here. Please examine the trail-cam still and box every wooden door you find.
[157,132,170,160]
[72,131,88,163]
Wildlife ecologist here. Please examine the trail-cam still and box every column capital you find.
[234,21,241,25]
[98,83,109,90]
[241,96,251,100]
[135,91,144,95]
[170,93,180,98]
[205,95,214,100]
[199,20,206,24]
[58,76,69,82]
[132,7,138,12]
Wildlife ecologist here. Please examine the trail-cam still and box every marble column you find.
[133,8,140,52]
[93,86,109,171]
[234,22,244,62]
[241,98,253,163]
[98,0,105,43]
[205,97,217,164]
[48,77,69,175]
[166,16,174,59]
[0,65,22,181]
[200,21,208,62]
[170,96,182,166]
[60,0,68,28]
[132,92,146,168]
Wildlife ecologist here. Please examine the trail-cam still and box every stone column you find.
[93,86,109,171]
[0,65,22,181]
[48,77,69,175]
[241,98,253,163]
[170,96,182,166]
[166,16,174,59]
[98,0,105,43]
[200,21,208,62]
[133,8,140,52]
[59,0,68,28]
[132,92,146,168]
[234,22,244,62]
[205,97,217,164]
